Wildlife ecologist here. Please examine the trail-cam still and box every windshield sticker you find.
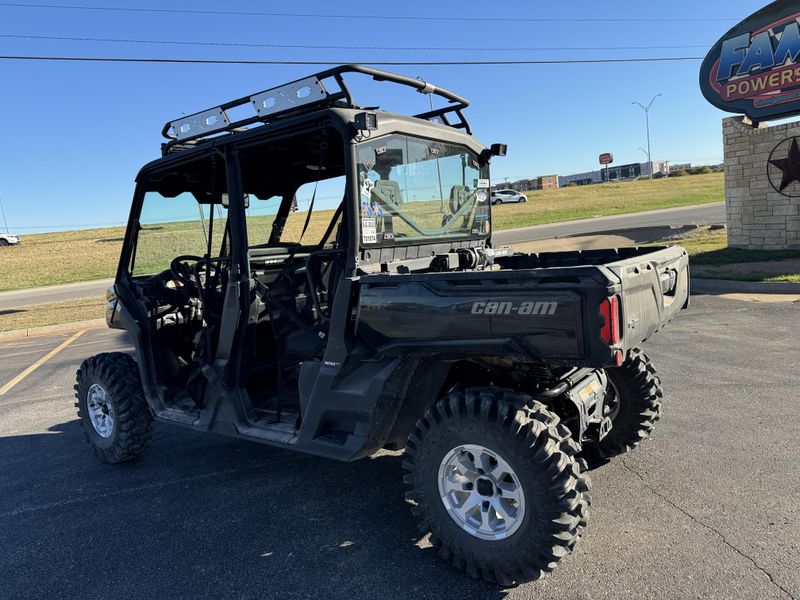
[375,146,387,155]
[361,218,377,244]
[475,178,490,189]
[361,178,375,198]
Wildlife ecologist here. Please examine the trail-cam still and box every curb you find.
[562,223,704,243]
[691,277,800,294]
[0,319,106,342]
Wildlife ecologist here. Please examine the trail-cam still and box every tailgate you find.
[603,245,689,348]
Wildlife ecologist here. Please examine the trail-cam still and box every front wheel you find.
[590,348,664,458]
[75,353,154,463]
[403,388,590,585]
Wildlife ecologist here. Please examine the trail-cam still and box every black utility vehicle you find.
[76,66,689,585]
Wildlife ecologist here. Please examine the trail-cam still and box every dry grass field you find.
[492,172,723,230]
[0,173,723,292]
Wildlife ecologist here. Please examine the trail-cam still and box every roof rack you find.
[161,64,470,152]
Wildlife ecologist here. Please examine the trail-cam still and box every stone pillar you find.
[723,116,800,249]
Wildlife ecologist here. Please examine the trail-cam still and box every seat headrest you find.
[371,180,404,206]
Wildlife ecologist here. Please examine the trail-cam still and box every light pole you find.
[632,94,661,179]
[0,195,9,233]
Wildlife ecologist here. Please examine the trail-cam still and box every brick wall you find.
[723,116,800,249]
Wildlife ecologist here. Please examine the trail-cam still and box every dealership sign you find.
[700,1,800,122]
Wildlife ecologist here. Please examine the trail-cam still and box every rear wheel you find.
[494,199,503,205]
[75,353,153,463]
[590,348,663,458]
[403,388,590,585]
[0,239,8,247]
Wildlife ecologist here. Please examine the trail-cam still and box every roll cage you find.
[160,64,472,154]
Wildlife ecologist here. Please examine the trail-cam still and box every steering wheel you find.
[170,255,205,287]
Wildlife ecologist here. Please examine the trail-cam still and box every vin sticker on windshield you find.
[361,218,377,244]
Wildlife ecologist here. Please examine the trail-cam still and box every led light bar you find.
[169,76,329,141]
[171,108,230,142]
[251,76,327,117]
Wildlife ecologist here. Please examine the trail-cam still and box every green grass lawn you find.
[0,296,105,333]
[677,230,800,283]
[0,173,723,292]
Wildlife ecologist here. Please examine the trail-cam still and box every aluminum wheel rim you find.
[86,383,115,439]
[437,444,526,541]
[605,379,622,422]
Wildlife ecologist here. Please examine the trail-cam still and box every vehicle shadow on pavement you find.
[0,419,511,599]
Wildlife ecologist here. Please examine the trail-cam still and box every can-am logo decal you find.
[471,301,557,316]
[700,1,800,122]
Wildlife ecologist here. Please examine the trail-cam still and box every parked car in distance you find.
[491,189,527,205]
[0,232,19,246]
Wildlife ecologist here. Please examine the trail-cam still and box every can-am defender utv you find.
[76,66,689,585]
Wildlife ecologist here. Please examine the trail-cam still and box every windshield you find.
[356,134,490,246]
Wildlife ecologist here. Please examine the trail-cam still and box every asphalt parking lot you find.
[1,294,798,600]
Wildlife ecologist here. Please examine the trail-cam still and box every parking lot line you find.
[0,330,86,396]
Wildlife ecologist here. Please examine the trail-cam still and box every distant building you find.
[558,170,603,187]
[495,175,560,192]
[558,160,669,186]
[531,175,559,191]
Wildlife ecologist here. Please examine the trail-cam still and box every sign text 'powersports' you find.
[700,1,800,122]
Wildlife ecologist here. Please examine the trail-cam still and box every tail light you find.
[599,295,620,345]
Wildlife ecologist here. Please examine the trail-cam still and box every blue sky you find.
[0,0,768,233]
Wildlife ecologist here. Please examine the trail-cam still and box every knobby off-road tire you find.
[75,352,153,463]
[403,388,591,586]
[591,348,664,458]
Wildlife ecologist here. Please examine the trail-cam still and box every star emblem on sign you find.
[769,138,800,192]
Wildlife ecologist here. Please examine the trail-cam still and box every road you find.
[0,278,113,311]
[0,293,797,600]
[493,202,725,246]
[0,203,724,311]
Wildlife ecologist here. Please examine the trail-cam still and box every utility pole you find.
[632,94,662,179]
[0,195,9,233]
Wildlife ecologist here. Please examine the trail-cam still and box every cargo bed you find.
[355,245,689,367]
